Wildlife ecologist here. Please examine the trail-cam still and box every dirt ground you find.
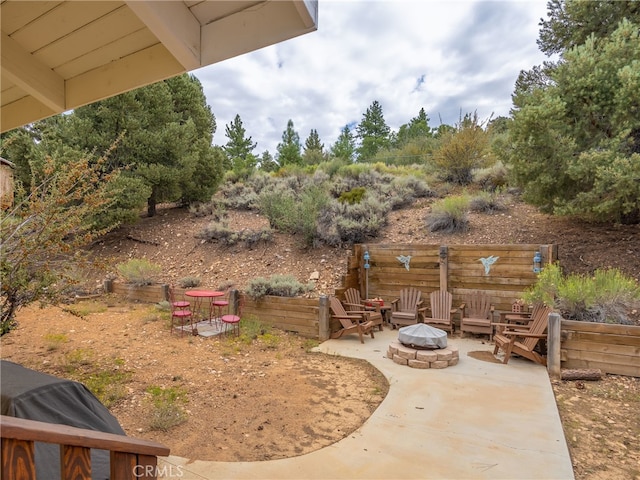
[2,194,640,478]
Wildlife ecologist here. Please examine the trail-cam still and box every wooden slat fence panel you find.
[561,320,640,377]
[240,294,319,338]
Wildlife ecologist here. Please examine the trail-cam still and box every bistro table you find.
[185,290,224,324]
[365,299,393,326]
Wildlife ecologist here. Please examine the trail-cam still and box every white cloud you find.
[194,0,550,155]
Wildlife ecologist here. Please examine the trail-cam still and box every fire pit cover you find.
[398,324,447,349]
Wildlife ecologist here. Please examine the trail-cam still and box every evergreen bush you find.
[116,259,162,286]
[245,274,314,300]
[425,196,470,233]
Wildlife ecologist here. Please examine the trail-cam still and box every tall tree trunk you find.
[147,192,156,217]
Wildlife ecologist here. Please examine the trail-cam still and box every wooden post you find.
[547,312,561,379]
[229,289,239,315]
[439,246,448,292]
[318,295,330,341]
[161,284,169,302]
[103,279,113,293]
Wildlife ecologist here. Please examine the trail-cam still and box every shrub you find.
[178,276,201,288]
[258,188,299,232]
[432,113,490,185]
[474,161,508,191]
[338,187,366,204]
[522,263,563,307]
[425,196,470,233]
[316,195,390,246]
[469,191,507,214]
[245,274,314,300]
[116,259,162,286]
[146,385,188,432]
[195,222,273,248]
[523,264,640,324]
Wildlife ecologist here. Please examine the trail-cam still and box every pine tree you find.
[330,125,356,161]
[302,129,325,165]
[356,100,390,161]
[276,119,302,166]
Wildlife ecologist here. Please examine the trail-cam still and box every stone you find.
[431,360,449,369]
[309,271,320,281]
[436,349,453,361]
[409,359,430,369]
[448,345,460,358]
[396,345,417,360]
[416,350,438,362]
[448,357,459,366]
[393,355,408,366]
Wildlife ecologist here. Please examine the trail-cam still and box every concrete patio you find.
[160,328,574,479]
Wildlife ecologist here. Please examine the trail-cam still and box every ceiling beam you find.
[1,32,65,113]
[201,0,317,65]
[125,0,201,71]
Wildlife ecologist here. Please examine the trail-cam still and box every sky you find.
[193,0,551,156]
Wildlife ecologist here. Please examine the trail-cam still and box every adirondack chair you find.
[343,288,384,331]
[329,296,375,343]
[460,291,495,340]
[494,301,545,335]
[422,290,456,334]
[493,305,553,365]
[390,287,426,329]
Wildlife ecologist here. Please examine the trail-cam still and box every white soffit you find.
[0,0,318,133]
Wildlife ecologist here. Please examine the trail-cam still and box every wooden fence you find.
[560,320,640,377]
[339,243,557,317]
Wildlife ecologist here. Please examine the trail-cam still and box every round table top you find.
[184,290,224,298]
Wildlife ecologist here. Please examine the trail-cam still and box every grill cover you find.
[398,324,447,349]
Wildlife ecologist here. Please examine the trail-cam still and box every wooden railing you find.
[0,415,170,480]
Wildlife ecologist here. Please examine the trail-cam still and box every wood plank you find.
[561,356,640,377]
[561,348,640,368]
[1,438,36,480]
[110,451,136,480]
[562,320,640,336]
[61,445,91,479]
[562,339,640,356]
[564,331,640,347]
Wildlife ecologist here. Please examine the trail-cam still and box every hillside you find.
[86,194,640,294]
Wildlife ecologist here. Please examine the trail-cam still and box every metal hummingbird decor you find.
[396,255,412,271]
[479,255,499,275]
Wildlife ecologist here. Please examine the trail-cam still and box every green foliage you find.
[245,274,314,300]
[387,175,434,209]
[338,187,367,204]
[425,195,470,233]
[469,191,507,214]
[277,119,302,167]
[522,263,564,307]
[538,0,640,55]
[223,114,257,175]
[317,195,390,245]
[84,369,131,408]
[509,19,640,223]
[116,259,162,286]
[40,74,223,217]
[330,125,356,161]
[523,264,640,324]
[473,161,509,192]
[356,100,391,161]
[146,385,188,431]
[43,333,68,351]
[1,147,122,334]
[432,112,490,185]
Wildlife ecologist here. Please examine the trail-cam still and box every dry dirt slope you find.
[86,195,640,295]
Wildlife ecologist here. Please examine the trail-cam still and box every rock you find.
[309,271,320,281]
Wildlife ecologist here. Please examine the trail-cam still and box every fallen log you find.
[561,368,602,381]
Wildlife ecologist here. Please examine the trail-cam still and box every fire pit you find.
[398,324,447,349]
[388,324,458,369]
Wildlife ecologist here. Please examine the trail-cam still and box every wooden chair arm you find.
[501,330,548,339]
[342,301,363,309]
